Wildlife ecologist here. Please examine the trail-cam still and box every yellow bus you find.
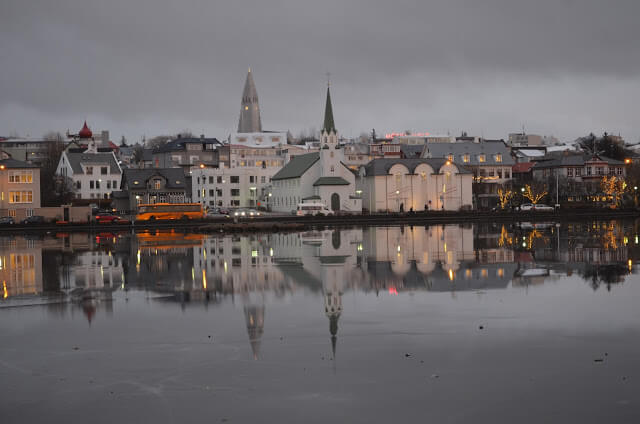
[135,203,204,221]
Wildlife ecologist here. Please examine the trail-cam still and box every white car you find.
[519,203,554,212]
[532,204,554,212]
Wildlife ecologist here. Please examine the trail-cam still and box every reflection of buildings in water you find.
[0,237,42,298]
[125,231,198,294]
[273,229,364,357]
[61,250,123,292]
[362,225,513,292]
[244,304,265,360]
[192,234,289,297]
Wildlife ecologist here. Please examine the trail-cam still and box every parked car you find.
[21,215,46,224]
[0,216,15,225]
[247,209,261,217]
[517,203,554,212]
[95,214,121,224]
[532,204,554,212]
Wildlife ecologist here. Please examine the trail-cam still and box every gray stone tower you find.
[237,68,262,133]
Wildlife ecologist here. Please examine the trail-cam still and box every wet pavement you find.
[1,221,640,423]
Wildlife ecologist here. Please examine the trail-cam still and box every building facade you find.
[192,165,275,209]
[56,147,122,201]
[357,158,473,212]
[0,153,41,219]
[113,168,189,213]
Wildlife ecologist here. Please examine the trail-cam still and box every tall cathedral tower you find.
[237,68,262,133]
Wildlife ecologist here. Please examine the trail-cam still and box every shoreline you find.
[0,208,638,234]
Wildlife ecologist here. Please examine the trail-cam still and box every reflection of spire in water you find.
[244,305,265,360]
[82,299,96,324]
[325,290,342,365]
[329,314,339,360]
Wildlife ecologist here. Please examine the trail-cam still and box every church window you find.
[331,166,334,172]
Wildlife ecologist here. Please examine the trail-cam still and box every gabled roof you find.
[533,153,624,169]
[512,162,535,173]
[272,152,319,180]
[362,158,472,176]
[313,176,350,186]
[423,141,515,166]
[65,152,121,174]
[121,168,187,190]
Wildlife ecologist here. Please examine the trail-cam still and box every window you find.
[76,181,81,189]
[8,170,33,183]
[209,189,215,197]
[107,181,111,189]
[96,180,100,189]
[447,154,454,162]
[217,176,222,183]
[261,176,266,183]
[488,169,495,177]
[86,166,93,175]
[209,176,214,184]
[101,167,108,175]
[495,154,502,162]
[504,170,510,179]
[330,151,334,158]
[567,168,573,177]
[9,191,33,203]
[576,168,582,177]
[230,176,239,184]
[330,165,334,172]
[231,189,240,196]
[463,154,470,163]
[497,169,503,178]
[250,176,255,183]
[618,167,624,175]
[113,180,117,188]
[587,167,592,176]
[216,189,222,196]
[90,181,94,189]
[596,167,603,175]
[478,155,486,163]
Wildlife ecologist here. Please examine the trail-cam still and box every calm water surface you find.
[2,221,640,423]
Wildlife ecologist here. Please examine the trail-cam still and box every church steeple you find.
[322,84,336,134]
[238,68,262,133]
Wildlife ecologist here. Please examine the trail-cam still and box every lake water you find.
[2,220,640,423]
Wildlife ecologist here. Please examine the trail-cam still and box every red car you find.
[96,214,121,224]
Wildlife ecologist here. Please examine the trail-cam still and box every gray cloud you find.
[1,0,639,142]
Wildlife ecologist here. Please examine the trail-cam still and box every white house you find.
[357,158,473,212]
[271,85,362,213]
[56,139,122,200]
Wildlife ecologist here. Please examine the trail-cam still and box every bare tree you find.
[41,131,74,206]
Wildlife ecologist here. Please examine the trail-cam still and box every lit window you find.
[447,154,454,162]
[495,154,502,162]
[463,154,470,163]
[478,155,486,163]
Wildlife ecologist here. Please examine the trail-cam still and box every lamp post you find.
[635,186,638,208]
[199,164,206,210]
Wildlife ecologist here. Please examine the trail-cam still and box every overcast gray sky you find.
[1,0,639,143]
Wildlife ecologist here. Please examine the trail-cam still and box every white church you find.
[271,84,362,213]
